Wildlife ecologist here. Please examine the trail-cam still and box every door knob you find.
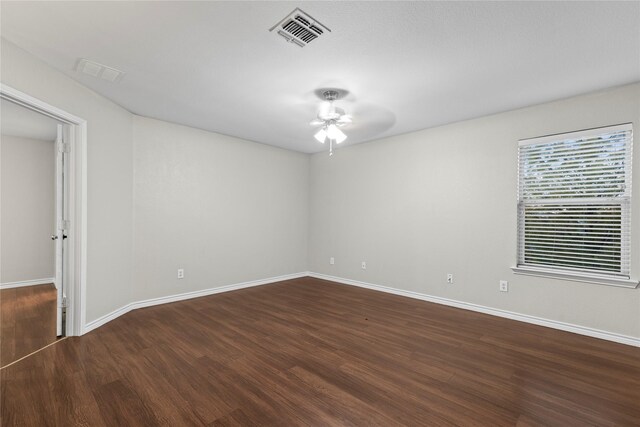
[51,235,58,240]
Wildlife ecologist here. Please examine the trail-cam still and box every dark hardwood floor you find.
[2,277,639,426]
[0,283,57,367]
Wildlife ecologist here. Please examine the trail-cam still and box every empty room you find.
[1,1,639,426]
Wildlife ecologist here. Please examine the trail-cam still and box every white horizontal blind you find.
[518,124,632,277]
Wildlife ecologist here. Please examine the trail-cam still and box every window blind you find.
[517,124,633,277]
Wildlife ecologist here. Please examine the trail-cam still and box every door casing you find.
[1,83,87,336]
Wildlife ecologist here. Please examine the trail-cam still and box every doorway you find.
[0,84,87,364]
[1,99,67,366]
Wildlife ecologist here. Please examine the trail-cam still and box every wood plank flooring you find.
[0,283,57,367]
[2,277,639,426]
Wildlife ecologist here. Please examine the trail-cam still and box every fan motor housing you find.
[314,88,349,101]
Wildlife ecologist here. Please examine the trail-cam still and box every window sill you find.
[511,266,639,289]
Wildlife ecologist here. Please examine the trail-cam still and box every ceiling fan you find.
[310,89,352,155]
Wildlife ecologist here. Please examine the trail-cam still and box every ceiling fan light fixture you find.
[326,124,346,144]
[309,88,351,154]
[314,128,327,143]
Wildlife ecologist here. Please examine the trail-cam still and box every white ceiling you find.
[1,1,639,153]
[1,99,59,141]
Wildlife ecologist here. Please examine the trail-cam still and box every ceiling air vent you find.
[270,8,330,47]
[75,58,125,83]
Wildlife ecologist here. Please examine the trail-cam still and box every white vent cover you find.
[75,58,125,82]
[270,8,330,47]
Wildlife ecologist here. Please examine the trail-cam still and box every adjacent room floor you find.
[1,277,639,426]
[0,283,57,367]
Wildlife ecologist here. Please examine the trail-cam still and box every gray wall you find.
[1,38,135,323]
[4,36,638,340]
[309,83,640,339]
[1,135,55,283]
[1,38,309,326]
[132,116,308,301]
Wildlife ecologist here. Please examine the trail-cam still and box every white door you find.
[54,124,67,336]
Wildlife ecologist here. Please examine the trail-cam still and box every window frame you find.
[511,123,638,288]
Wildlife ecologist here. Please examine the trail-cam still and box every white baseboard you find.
[308,272,640,348]
[0,278,55,289]
[83,303,132,334]
[82,271,640,347]
[82,272,308,334]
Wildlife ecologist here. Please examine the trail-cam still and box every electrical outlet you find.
[177,268,185,279]
[499,280,508,292]
[447,273,453,284]
[330,257,335,265]
[361,261,367,270]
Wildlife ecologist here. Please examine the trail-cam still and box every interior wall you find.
[4,35,638,341]
[132,116,308,301]
[309,82,640,339]
[1,135,55,284]
[1,38,135,323]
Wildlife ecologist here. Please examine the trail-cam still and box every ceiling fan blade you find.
[337,115,352,124]
[309,119,325,126]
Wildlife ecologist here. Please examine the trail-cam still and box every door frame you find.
[55,124,64,336]
[1,83,87,336]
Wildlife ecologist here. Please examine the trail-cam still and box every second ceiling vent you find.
[270,8,330,47]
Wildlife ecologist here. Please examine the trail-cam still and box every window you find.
[515,124,635,287]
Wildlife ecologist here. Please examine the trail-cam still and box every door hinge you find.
[58,142,70,153]
[61,296,68,308]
